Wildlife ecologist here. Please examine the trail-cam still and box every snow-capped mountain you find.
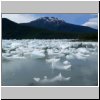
[21,17,67,31]
[21,17,98,33]
[2,17,98,40]
[32,17,65,24]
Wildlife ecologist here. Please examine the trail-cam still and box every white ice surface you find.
[31,50,45,59]
[2,40,98,60]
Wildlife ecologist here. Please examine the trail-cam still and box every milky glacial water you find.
[2,39,98,86]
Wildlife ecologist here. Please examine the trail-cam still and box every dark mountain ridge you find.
[2,17,98,40]
[21,17,97,33]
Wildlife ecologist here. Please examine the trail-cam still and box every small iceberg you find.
[63,65,71,70]
[31,50,45,59]
[77,48,90,55]
[63,60,70,65]
[75,52,89,60]
[63,60,71,70]
[11,42,21,49]
[47,49,60,56]
[33,77,40,82]
[33,73,71,83]
[50,73,71,82]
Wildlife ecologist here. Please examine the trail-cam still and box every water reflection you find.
[2,53,98,86]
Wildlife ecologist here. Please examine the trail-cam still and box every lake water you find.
[2,39,98,86]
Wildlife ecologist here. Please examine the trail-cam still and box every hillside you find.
[2,17,98,40]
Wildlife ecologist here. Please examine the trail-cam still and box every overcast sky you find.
[2,14,98,29]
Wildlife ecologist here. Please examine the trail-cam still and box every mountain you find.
[21,17,97,33]
[21,17,67,31]
[2,17,98,40]
[2,18,52,39]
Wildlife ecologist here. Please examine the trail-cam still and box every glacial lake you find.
[2,39,98,86]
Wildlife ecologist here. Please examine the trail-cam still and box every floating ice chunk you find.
[2,40,97,61]
[75,48,90,60]
[64,77,71,81]
[42,73,71,83]
[77,48,90,54]
[63,60,70,65]
[52,48,59,53]
[47,49,57,56]
[46,59,71,70]
[62,60,72,70]
[51,73,63,81]
[86,44,95,48]
[63,65,71,70]
[24,52,31,57]
[33,77,40,82]
[33,73,71,83]
[60,48,68,54]
[60,44,69,49]
[33,76,48,83]
[75,52,89,60]
[54,62,72,70]
[31,50,45,58]
[11,42,21,49]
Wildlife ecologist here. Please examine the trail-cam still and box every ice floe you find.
[33,77,40,82]
[31,50,45,59]
[75,52,90,60]
[77,48,90,55]
[2,39,98,60]
[33,73,71,83]
[63,65,71,70]
[63,60,69,64]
